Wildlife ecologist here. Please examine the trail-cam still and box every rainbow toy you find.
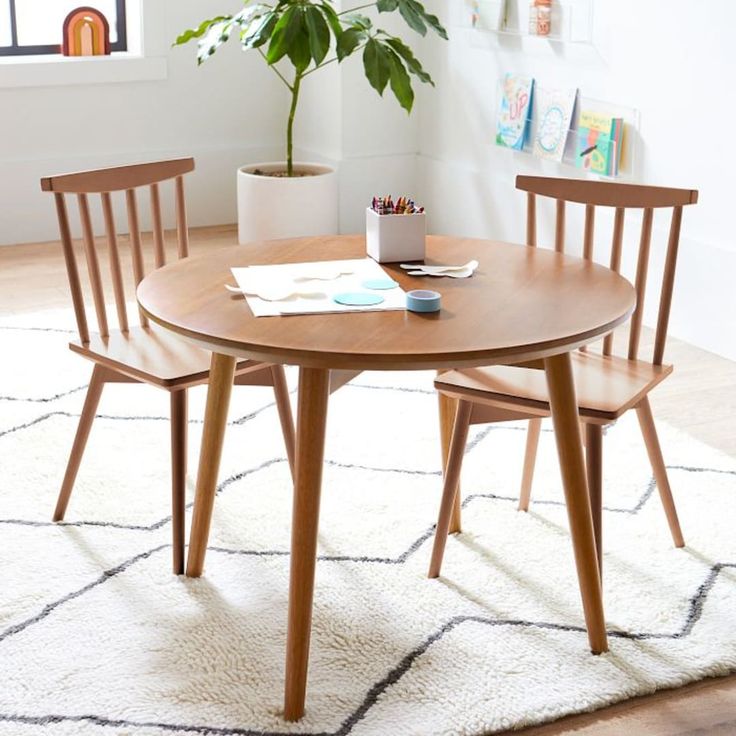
[62,7,110,56]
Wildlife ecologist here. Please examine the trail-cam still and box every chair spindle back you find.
[41,158,195,344]
[518,176,697,366]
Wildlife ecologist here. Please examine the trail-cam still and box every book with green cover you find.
[576,110,624,176]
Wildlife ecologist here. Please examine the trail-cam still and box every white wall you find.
[416,0,736,361]
[296,0,422,233]
[1,0,734,361]
[0,0,289,245]
[0,0,423,241]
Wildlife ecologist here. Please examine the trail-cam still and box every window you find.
[0,0,127,56]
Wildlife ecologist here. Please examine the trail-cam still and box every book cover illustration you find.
[496,73,534,150]
[472,0,507,31]
[532,86,578,161]
[576,110,624,176]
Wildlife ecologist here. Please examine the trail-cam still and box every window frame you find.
[0,0,128,57]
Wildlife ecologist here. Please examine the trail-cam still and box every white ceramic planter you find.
[236,162,338,244]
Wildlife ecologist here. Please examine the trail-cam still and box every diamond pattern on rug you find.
[1,315,735,736]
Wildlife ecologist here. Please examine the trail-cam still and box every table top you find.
[137,235,636,371]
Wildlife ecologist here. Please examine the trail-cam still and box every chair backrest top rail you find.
[41,158,194,194]
[517,175,698,209]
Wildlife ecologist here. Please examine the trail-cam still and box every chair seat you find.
[70,324,266,388]
[435,352,673,421]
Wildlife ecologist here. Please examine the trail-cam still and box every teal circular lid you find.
[333,292,385,307]
[361,278,399,290]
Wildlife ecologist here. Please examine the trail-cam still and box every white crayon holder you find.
[366,207,426,264]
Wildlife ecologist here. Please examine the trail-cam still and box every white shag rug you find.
[1,309,736,736]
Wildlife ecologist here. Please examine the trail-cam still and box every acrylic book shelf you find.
[472,0,594,45]
[495,79,640,181]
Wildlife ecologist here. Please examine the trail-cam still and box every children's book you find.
[473,0,507,31]
[531,86,578,162]
[496,73,534,150]
[576,110,624,176]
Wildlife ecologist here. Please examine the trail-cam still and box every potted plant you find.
[175,0,447,243]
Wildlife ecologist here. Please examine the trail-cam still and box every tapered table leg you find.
[438,389,462,533]
[284,367,331,721]
[170,388,188,575]
[544,353,608,654]
[186,352,237,578]
[585,423,603,579]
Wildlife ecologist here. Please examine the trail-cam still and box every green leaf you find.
[286,10,312,73]
[384,37,433,85]
[343,13,373,31]
[174,6,274,64]
[363,38,391,95]
[173,16,229,46]
[266,7,300,65]
[336,28,364,61]
[376,0,399,11]
[195,18,237,64]
[305,6,330,66]
[241,11,277,49]
[265,7,312,72]
[397,0,427,36]
[385,47,414,112]
[230,5,264,28]
[318,2,343,38]
[399,0,448,39]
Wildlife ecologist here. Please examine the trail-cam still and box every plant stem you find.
[301,55,338,77]
[338,3,376,15]
[287,72,302,177]
[302,40,368,78]
[257,47,293,91]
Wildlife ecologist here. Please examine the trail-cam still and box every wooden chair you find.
[40,158,296,574]
[429,175,699,579]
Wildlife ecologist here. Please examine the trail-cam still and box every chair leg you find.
[170,389,188,575]
[518,418,542,511]
[438,391,462,533]
[636,397,685,548]
[271,365,296,482]
[585,423,603,578]
[53,364,106,521]
[429,400,473,579]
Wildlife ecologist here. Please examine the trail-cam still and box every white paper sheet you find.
[231,258,407,317]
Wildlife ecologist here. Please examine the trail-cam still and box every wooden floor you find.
[2,225,735,735]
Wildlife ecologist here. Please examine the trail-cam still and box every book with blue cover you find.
[496,73,534,150]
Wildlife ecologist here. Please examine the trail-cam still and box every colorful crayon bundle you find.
[370,195,424,215]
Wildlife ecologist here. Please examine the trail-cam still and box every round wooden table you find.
[138,234,635,720]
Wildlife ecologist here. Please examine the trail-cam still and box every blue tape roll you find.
[406,289,441,313]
